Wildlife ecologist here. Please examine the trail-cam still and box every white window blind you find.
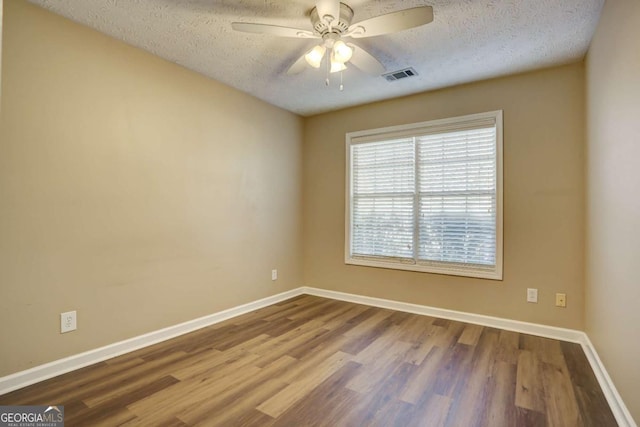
[346,111,503,280]
[352,138,415,260]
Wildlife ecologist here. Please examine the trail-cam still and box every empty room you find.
[0,0,638,425]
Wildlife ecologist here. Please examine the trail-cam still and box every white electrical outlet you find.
[271,269,278,281]
[527,288,538,303]
[61,311,77,333]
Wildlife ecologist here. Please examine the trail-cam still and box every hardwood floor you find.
[0,295,617,426]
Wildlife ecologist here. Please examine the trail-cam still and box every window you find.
[345,111,503,280]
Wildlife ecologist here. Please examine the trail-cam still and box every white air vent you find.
[383,67,418,82]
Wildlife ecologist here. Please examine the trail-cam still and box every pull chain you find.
[340,70,344,91]
[325,52,330,87]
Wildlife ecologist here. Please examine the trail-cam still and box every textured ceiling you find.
[29,0,604,116]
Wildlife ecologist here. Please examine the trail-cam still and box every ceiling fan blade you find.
[315,0,341,22]
[348,44,385,75]
[231,22,316,38]
[348,6,434,38]
[286,53,309,75]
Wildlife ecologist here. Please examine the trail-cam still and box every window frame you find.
[345,110,503,280]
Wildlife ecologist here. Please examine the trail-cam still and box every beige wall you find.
[0,0,3,106]
[304,63,585,329]
[0,0,303,376]
[585,0,640,422]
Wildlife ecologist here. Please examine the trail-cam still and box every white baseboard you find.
[301,286,636,427]
[0,288,305,396]
[301,287,585,342]
[578,334,637,427]
[0,286,634,426]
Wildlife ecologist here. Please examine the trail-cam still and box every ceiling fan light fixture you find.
[333,40,353,63]
[305,45,326,68]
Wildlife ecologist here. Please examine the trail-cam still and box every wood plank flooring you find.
[0,295,617,426]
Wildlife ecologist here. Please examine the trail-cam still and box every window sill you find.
[345,256,503,280]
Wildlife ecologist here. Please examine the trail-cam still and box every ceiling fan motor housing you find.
[311,2,354,35]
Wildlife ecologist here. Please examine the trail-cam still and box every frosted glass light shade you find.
[330,58,347,73]
[305,45,326,68]
[333,40,353,63]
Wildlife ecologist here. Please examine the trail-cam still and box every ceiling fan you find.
[231,1,433,80]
